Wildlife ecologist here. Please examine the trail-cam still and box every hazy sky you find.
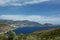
[0,0,60,24]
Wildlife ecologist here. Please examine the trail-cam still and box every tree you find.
[8,30,18,40]
[0,33,8,40]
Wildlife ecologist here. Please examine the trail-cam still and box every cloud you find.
[0,0,60,6]
[0,0,50,6]
[0,15,60,24]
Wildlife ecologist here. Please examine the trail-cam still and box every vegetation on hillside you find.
[0,28,60,40]
[0,23,14,33]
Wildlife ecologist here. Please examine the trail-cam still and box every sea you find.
[12,25,60,34]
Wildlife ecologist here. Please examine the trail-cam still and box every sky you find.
[0,0,60,24]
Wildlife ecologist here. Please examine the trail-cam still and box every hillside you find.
[26,27,60,40]
[16,27,60,40]
[0,23,14,33]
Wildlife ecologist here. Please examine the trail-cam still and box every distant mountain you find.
[0,20,41,27]
[44,23,53,26]
[0,20,54,28]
